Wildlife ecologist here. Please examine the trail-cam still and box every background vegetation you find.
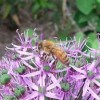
[0,0,100,57]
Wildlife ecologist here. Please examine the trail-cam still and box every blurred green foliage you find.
[74,0,100,50]
[75,0,100,32]
[0,0,24,19]
[31,0,57,18]
[0,0,100,50]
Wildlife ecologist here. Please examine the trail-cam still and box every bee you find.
[38,40,69,66]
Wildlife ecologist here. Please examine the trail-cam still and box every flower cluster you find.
[0,29,100,100]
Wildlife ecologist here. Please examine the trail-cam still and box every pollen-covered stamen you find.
[14,86,26,98]
[43,66,50,71]
[0,74,11,85]
[38,86,46,94]
[61,82,70,92]
[87,71,95,79]
[3,95,17,100]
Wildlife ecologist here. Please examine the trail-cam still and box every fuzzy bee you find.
[38,40,69,66]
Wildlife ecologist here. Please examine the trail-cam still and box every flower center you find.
[87,71,95,79]
[0,74,11,85]
[61,82,70,92]
[38,86,46,94]
[14,86,26,98]
[43,66,50,71]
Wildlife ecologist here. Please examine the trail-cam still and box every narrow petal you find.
[46,78,62,91]
[38,74,42,87]
[12,43,22,49]
[88,87,100,100]
[92,79,100,87]
[60,93,65,100]
[42,74,46,87]
[45,92,60,99]
[88,61,96,71]
[71,75,86,80]
[16,49,33,55]
[22,60,36,70]
[82,79,90,96]
[95,75,100,79]
[24,91,39,100]
[52,68,67,73]
[21,71,40,77]
[23,78,38,90]
[39,95,44,100]
[38,73,46,87]
[48,73,61,88]
[70,65,86,74]
[21,56,34,60]
[6,47,16,51]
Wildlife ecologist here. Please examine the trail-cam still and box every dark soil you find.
[0,19,58,59]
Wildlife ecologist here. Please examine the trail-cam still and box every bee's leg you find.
[51,54,56,60]
[46,52,51,61]
[42,52,49,62]
[42,52,47,60]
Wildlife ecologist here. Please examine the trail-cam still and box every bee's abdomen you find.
[59,51,69,65]
[53,48,69,65]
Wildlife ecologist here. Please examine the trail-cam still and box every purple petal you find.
[46,78,62,91]
[71,75,86,80]
[21,71,40,77]
[60,93,65,100]
[92,79,100,87]
[52,68,67,73]
[88,61,96,71]
[38,73,46,87]
[16,50,33,55]
[39,95,44,100]
[21,60,36,70]
[95,75,100,79]
[24,91,39,100]
[11,43,22,49]
[88,87,100,100]
[82,79,90,96]
[21,56,34,60]
[45,92,60,99]
[48,73,61,88]
[23,78,38,90]
[70,65,86,74]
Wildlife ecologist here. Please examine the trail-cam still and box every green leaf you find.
[58,30,69,41]
[24,29,34,37]
[76,0,95,15]
[45,3,57,9]
[91,39,99,49]
[0,0,3,5]
[75,32,85,41]
[3,4,11,19]
[32,4,40,14]
[87,33,99,49]
[96,0,100,3]
[75,12,99,24]
[96,19,100,31]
